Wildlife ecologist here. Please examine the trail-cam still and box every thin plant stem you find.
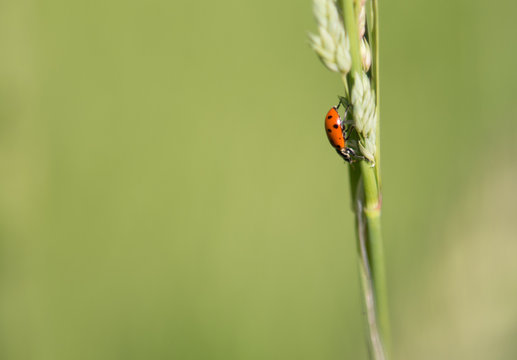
[341,0,390,358]
[370,0,382,185]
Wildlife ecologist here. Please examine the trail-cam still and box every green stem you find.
[365,1,389,349]
[355,202,384,360]
[371,0,381,186]
[342,0,362,76]
[341,0,390,358]
[349,159,389,360]
[364,202,390,356]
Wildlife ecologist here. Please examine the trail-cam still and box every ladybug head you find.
[340,147,356,163]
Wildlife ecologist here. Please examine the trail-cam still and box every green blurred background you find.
[1,0,517,359]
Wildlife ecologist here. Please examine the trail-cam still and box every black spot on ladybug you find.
[327,128,331,132]
[333,124,339,129]
[327,115,332,119]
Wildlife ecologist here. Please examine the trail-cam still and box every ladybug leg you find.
[336,98,352,117]
[336,96,350,109]
[339,121,355,140]
[352,153,369,163]
[343,104,351,118]
[345,147,370,164]
[341,105,353,127]
[340,113,354,131]
[353,154,367,162]
[345,125,356,140]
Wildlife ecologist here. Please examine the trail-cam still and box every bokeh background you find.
[1,0,517,359]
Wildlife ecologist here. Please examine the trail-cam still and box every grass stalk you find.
[341,0,390,358]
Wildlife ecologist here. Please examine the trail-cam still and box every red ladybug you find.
[324,106,356,163]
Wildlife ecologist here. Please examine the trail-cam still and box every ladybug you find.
[324,105,356,163]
